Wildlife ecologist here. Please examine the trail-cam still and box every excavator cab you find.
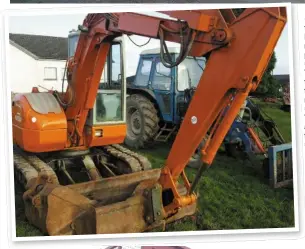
[68,30,126,126]
[12,32,127,153]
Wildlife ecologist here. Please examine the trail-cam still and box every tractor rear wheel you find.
[125,94,159,149]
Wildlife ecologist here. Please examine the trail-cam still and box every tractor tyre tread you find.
[125,94,160,149]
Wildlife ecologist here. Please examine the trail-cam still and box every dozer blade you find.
[23,169,197,235]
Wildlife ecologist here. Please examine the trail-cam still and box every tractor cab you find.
[129,48,206,124]
[125,48,206,148]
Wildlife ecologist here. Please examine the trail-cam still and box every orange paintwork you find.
[86,124,127,147]
[164,7,286,177]
[160,10,215,32]
[65,37,111,146]
[13,127,67,153]
[12,93,126,152]
[160,7,286,212]
[247,127,266,154]
[12,93,67,152]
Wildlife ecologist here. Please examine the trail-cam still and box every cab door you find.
[151,57,174,122]
[133,56,154,89]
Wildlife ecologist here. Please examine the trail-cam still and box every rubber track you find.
[111,144,152,171]
[14,144,151,189]
[13,146,59,188]
[102,144,151,172]
[13,147,38,189]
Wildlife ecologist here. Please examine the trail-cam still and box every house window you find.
[44,67,57,80]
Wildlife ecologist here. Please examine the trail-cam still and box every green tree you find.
[255,52,282,97]
[232,8,281,98]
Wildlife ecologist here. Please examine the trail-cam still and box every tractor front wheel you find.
[225,142,248,159]
[125,94,160,149]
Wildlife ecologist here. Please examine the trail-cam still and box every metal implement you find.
[268,143,293,188]
[21,166,196,235]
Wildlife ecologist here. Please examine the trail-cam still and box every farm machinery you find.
[223,97,286,159]
[124,47,290,178]
[12,8,287,235]
[222,97,293,187]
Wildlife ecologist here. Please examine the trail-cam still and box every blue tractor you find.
[125,47,207,149]
[124,48,286,161]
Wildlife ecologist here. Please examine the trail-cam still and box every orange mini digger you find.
[11,8,287,235]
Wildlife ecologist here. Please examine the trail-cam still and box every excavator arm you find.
[15,7,286,235]
[64,8,286,213]
[160,7,287,212]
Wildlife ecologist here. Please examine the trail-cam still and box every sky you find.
[9,12,289,76]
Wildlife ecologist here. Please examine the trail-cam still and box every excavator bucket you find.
[23,168,196,235]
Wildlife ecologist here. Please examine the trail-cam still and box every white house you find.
[9,33,68,93]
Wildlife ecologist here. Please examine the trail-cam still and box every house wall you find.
[37,59,67,92]
[9,44,38,93]
[9,44,67,93]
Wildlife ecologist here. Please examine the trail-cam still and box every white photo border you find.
[0,2,303,246]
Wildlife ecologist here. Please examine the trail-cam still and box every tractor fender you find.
[127,87,161,115]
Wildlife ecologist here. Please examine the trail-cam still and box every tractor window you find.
[134,58,153,86]
[177,57,206,91]
[152,61,171,91]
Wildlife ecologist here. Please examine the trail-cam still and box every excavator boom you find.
[12,7,286,235]
[63,9,234,147]
[160,8,287,205]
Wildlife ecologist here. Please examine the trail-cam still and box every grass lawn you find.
[14,99,294,236]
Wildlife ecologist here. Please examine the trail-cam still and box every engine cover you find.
[12,92,67,153]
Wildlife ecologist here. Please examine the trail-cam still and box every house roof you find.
[9,33,68,60]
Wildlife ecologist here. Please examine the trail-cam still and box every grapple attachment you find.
[23,169,197,235]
